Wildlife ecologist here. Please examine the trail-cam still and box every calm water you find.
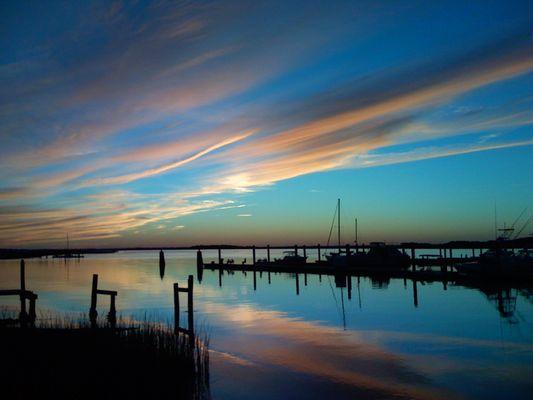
[1,250,532,399]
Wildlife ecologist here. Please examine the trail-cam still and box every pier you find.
[195,240,532,283]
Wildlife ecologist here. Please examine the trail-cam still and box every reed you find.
[0,309,209,400]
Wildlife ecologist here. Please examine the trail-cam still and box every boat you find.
[324,199,410,269]
[455,212,533,279]
[272,251,307,265]
[327,242,410,269]
[53,234,84,259]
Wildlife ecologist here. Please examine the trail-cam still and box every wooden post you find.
[294,244,298,255]
[253,270,257,291]
[295,274,300,295]
[411,248,416,271]
[218,248,222,265]
[218,269,222,287]
[159,249,165,267]
[267,245,271,262]
[187,275,194,335]
[252,245,256,266]
[347,276,352,300]
[303,246,307,260]
[19,259,27,321]
[173,283,180,333]
[196,250,203,268]
[472,248,475,258]
[304,273,307,286]
[89,274,98,325]
[317,244,321,262]
[413,280,418,308]
[268,271,271,284]
[108,294,117,327]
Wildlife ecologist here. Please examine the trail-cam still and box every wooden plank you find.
[96,289,118,296]
[0,289,22,296]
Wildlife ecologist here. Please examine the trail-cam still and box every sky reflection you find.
[0,251,532,399]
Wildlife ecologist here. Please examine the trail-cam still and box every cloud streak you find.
[1,2,532,245]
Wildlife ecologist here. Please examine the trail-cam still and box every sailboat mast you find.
[337,198,341,251]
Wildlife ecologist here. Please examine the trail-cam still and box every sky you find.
[0,0,532,248]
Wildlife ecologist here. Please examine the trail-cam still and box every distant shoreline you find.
[1,237,531,259]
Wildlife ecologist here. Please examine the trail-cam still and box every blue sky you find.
[0,0,532,247]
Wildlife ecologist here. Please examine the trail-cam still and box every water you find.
[1,250,532,399]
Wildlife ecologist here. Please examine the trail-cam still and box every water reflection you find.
[1,251,532,399]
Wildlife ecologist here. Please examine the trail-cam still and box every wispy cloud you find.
[1,2,532,245]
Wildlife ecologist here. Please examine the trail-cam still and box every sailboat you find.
[325,199,410,269]
[53,234,84,258]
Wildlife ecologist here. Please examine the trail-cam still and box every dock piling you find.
[196,250,203,268]
[89,274,98,325]
[19,260,27,320]
[187,275,194,335]
[252,245,256,266]
[173,283,180,332]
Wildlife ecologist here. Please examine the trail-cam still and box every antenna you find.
[514,213,533,239]
[354,217,358,244]
[510,207,528,230]
[337,198,341,252]
[494,201,497,240]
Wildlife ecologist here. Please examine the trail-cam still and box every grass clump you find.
[0,312,209,400]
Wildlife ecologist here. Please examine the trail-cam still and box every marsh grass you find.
[0,309,210,399]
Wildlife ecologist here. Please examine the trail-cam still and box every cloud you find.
[1,2,532,245]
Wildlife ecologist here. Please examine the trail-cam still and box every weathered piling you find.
[303,245,307,260]
[159,249,165,267]
[89,274,118,328]
[196,250,203,268]
[173,282,180,331]
[173,275,194,338]
[317,244,321,262]
[252,245,256,265]
[159,250,166,280]
[267,245,271,262]
[89,274,98,325]
[19,259,26,320]
[218,248,222,265]
[295,273,300,295]
[253,270,257,291]
[187,275,194,336]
